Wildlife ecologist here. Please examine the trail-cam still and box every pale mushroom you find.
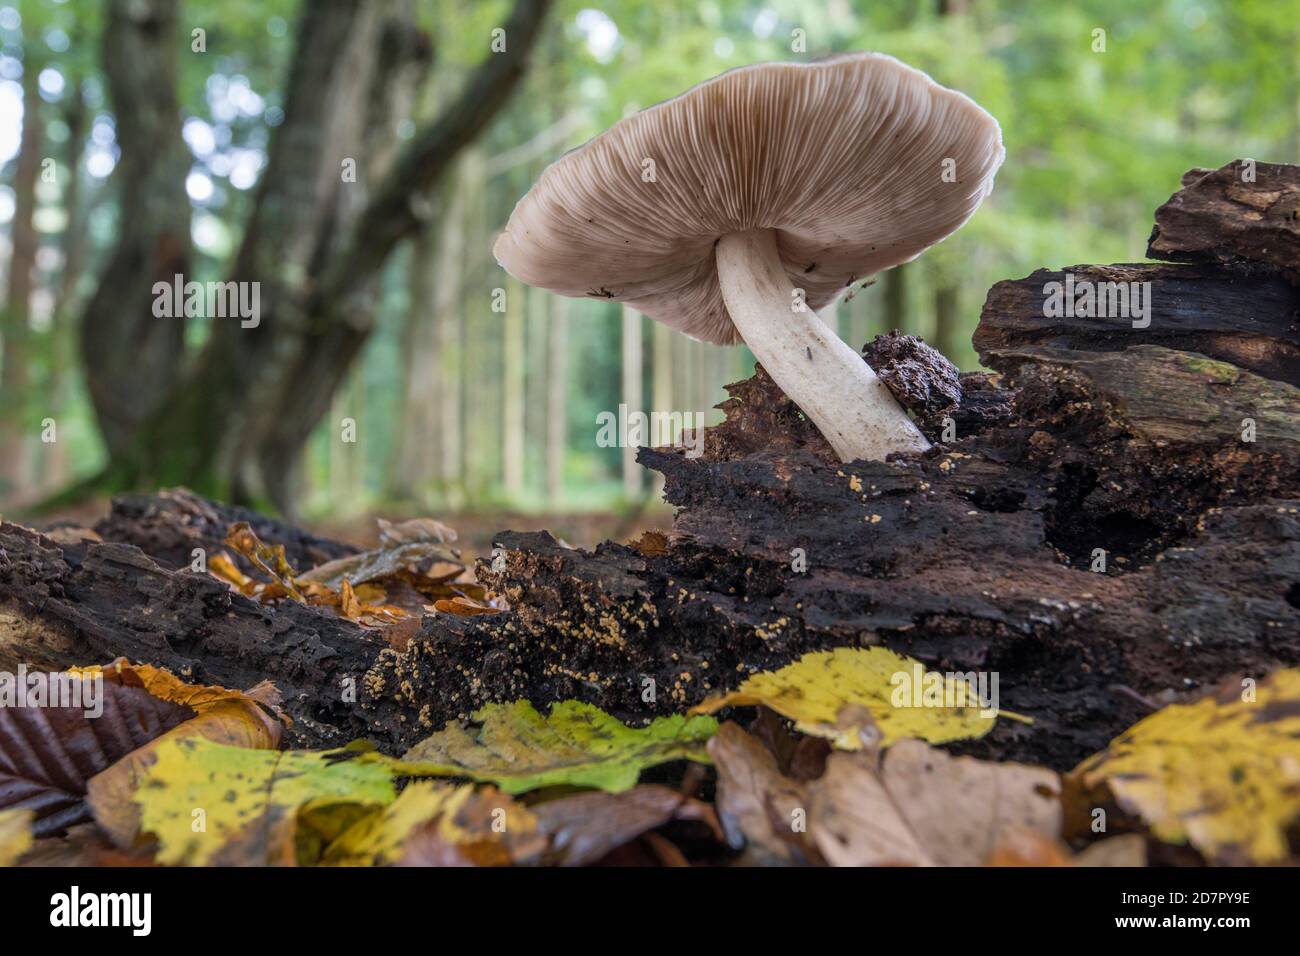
[494,53,1004,462]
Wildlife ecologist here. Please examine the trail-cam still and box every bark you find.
[0,52,43,500]
[1147,159,1300,281]
[79,0,191,463]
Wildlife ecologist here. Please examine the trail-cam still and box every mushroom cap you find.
[493,53,1005,345]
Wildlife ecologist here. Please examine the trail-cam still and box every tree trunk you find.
[545,296,568,505]
[79,0,191,465]
[933,283,961,363]
[882,263,909,335]
[621,305,643,498]
[99,0,550,516]
[0,52,43,503]
[503,277,526,498]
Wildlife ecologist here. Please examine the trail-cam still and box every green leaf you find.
[135,738,396,866]
[392,700,718,794]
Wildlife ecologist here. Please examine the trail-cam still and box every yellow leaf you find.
[135,738,395,866]
[321,782,543,867]
[691,647,1020,748]
[0,808,33,866]
[1071,668,1300,864]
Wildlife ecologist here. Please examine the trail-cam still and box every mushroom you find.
[494,53,1004,462]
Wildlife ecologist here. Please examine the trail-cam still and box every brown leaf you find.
[433,596,501,617]
[0,668,192,835]
[531,784,722,866]
[630,530,670,557]
[708,722,820,865]
[808,739,1062,866]
[225,521,305,602]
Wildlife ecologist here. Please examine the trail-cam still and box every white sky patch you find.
[86,146,115,178]
[228,148,263,190]
[0,185,15,224]
[714,36,735,58]
[186,169,214,203]
[576,9,619,63]
[38,66,63,99]
[752,8,778,39]
[183,116,216,156]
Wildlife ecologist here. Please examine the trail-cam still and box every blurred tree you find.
[85,0,550,515]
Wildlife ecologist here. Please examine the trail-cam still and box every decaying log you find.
[2,165,1298,773]
[0,517,395,748]
[1148,159,1300,281]
[973,263,1300,387]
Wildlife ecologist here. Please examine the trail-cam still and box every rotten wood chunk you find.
[974,263,1300,386]
[1148,160,1300,281]
[93,487,357,572]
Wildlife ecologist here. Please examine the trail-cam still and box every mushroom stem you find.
[715,228,931,461]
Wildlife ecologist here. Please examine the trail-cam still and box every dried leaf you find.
[377,517,458,546]
[692,647,1023,748]
[1071,668,1300,864]
[707,723,818,865]
[807,739,1061,866]
[531,785,721,866]
[394,700,717,794]
[0,808,33,865]
[81,661,286,848]
[433,596,501,617]
[225,521,305,602]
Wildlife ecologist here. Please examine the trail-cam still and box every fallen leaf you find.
[986,828,1147,867]
[327,782,543,867]
[630,530,670,556]
[807,738,1061,866]
[87,684,284,849]
[692,647,1022,748]
[134,738,396,865]
[298,540,460,592]
[377,516,458,546]
[395,700,717,794]
[1071,668,1300,864]
[225,521,305,602]
[0,668,192,834]
[531,785,722,866]
[433,596,501,616]
[0,808,33,865]
[707,723,819,865]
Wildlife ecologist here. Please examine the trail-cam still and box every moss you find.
[1183,356,1240,385]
